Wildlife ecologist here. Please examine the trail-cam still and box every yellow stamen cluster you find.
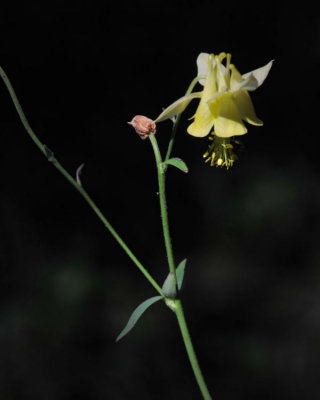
[203,134,237,169]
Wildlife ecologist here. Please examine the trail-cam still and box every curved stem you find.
[149,132,212,399]
[0,65,163,296]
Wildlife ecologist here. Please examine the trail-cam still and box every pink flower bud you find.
[128,115,157,140]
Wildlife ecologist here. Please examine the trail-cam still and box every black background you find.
[1,1,320,399]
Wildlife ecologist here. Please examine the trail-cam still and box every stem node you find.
[43,144,57,163]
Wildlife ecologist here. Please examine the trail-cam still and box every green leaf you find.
[176,259,187,290]
[162,272,177,299]
[164,157,188,173]
[116,296,162,342]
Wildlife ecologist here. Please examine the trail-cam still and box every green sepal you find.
[163,157,188,173]
[116,296,162,342]
[176,259,187,290]
[162,272,177,299]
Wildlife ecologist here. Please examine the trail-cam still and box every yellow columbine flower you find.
[154,52,273,168]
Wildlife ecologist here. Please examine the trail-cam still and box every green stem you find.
[149,133,176,276]
[149,133,212,400]
[55,161,163,296]
[164,75,205,163]
[175,300,212,400]
[0,65,163,297]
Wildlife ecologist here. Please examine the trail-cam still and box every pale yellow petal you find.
[196,52,226,86]
[237,74,259,91]
[209,92,247,137]
[242,60,273,88]
[187,54,217,137]
[215,53,227,91]
[230,64,244,90]
[230,64,260,91]
[196,53,210,86]
[232,89,263,126]
[154,92,202,123]
[224,53,232,87]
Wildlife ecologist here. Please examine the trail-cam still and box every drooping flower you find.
[154,53,273,168]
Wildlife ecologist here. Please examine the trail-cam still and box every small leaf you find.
[76,163,85,186]
[43,145,56,163]
[116,296,162,342]
[164,157,188,173]
[162,272,177,299]
[176,259,187,290]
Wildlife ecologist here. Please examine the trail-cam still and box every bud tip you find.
[128,115,157,140]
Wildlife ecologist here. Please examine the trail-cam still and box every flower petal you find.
[232,90,263,126]
[197,53,210,86]
[231,67,260,91]
[209,92,247,137]
[235,74,259,91]
[196,52,226,86]
[207,87,228,104]
[242,60,273,88]
[230,64,245,90]
[154,92,202,123]
[215,53,228,91]
[187,55,217,137]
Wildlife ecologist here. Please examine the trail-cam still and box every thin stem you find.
[149,132,212,399]
[55,161,163,296]
[0,66,45,155]
[149,133,176,276]
[0,65,163,296]
[164,75,205,163]
[175,300,212,400]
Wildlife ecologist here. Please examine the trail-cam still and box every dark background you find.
[1,1,319,399]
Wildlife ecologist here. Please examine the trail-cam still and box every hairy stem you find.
[149,133,176,276]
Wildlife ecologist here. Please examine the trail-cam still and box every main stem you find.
[149,133,212,400]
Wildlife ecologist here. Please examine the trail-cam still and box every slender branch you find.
[0,65,163,296]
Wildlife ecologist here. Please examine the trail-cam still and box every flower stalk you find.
[149,132,212,400]
[149,133,176,277]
